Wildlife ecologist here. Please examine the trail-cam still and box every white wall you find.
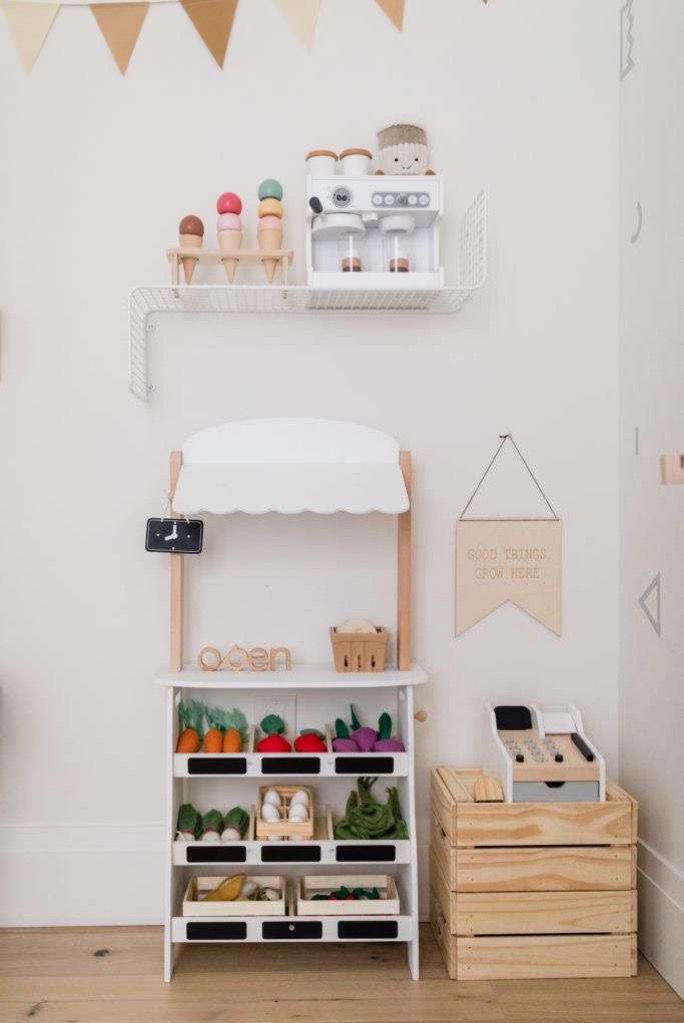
[619,0,684,997]
[0,0,619,925]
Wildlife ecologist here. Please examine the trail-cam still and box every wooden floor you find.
[0,924,682,1022]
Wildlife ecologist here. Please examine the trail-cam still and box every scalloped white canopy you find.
[172,418,410,515]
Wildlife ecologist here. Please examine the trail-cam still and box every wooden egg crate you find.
[297,875,400,916]
[256,786,315,841]
[182,875,287,917]
[329,626,388,673]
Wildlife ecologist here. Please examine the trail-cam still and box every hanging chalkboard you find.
[145,518,203,553]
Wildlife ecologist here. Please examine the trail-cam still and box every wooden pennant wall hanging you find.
[455,434,562,636]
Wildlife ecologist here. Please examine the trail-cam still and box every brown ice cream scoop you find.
[178,214,204,236]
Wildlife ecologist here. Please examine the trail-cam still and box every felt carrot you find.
[222,728,242,753]
[203,707,226,752]
[176,700,205,753]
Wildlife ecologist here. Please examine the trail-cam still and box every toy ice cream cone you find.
[215,194,243,284]
[178,215,204,283]
[257,223,282,282]
[218,231,242,282]
[256,180,284,283]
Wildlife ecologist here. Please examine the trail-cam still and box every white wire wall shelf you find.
[129,190,486,401]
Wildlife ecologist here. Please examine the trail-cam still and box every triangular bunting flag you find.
[274,0,320,50]
[181,0,238,68]
[374,0,404,31]
[91,3,149,75]
[1,1,59,72]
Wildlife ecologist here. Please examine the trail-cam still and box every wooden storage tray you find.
[297,875,400,916]
[256,786,315,841]
[182,875,286,916]
[329,626,388,673]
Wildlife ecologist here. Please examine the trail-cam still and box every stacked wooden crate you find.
[430,767,638,980]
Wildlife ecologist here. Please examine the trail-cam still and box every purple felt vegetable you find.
[351,727,378,752]
[373,737,406,752]
[332,737,361,753]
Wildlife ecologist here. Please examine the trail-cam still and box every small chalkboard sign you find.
[145,518,203,553]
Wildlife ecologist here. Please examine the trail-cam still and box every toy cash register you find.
[485,704,605,802]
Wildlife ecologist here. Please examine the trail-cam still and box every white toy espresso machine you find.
[305,143,445,289]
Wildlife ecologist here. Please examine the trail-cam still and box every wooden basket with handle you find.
[329,626,388,672]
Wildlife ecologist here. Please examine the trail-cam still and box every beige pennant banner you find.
[91,2,148,74]
[455,519,562,636]
[375,0,404,31]
[274,0,320,49]
[2,1,59,71]
[181,0,237,68]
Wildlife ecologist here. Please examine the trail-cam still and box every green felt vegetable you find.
[350,705,361,731]
[260,714,285,735]
[378,712,392,741]
[333,777,408,840]
[222,806,249,838]
[201,809,223,838]
[335,718,350,739]
[176,803,202,839]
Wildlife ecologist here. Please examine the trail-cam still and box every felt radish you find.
[351,726,377,752]
[256,714,291,753]
[373,711,405,752]
[332,737,360,752]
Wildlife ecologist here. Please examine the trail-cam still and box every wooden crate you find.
[329,626,388,672]
[297,875,400,916]
[182,875,286,916]
[255,785,314,841]
[430,767,638,980]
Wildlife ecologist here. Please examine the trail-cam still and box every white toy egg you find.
[263,789,281,807]
[288,804,308,822]
[290,790,309,808]
[261,803,280,823]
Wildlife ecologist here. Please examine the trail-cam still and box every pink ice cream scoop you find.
[257,215,281,231]
[217,212,242,231]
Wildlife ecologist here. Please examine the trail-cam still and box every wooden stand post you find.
[169,451,183,671]
[397,450,412,670]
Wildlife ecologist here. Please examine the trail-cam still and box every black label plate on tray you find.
[186,845,247,864]
[338,920,399,940]
[336,844,397,862]
[186,921,247,941]
[262,921,322,940]
[262,757,320,775]
[261,844,321,863]
[187,757,247,776]
[335,756,395,774]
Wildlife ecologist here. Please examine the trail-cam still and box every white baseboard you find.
[0,824,432,926]
[0,823,165,926]
[637,839,684,998]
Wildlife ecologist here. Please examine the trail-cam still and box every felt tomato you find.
[294,731,327,753]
